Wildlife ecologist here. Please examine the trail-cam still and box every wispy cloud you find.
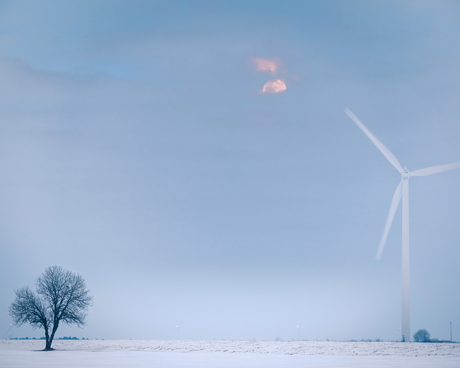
[250,57,280,76]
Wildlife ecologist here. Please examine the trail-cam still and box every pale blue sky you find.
[1,1,460,342]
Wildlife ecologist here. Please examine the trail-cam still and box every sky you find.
[1,0,460,342]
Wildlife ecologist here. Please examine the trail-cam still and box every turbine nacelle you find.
[402,168,410,179]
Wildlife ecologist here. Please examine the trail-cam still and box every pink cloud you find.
[262,79,286,93]
[251,57,280,76]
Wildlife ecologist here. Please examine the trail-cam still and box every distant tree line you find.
[8,336,90,340]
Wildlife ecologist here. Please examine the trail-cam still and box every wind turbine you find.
[344,108,460,342]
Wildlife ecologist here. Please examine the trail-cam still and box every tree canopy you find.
[413,329,431,343]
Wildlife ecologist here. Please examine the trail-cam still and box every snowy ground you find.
[1,339,460,367]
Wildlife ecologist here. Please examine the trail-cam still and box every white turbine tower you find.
[345,108,460,342]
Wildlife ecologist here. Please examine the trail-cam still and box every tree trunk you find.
[47,322,59,350]
[44,326,51,350]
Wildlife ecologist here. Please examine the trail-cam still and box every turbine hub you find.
[402,167,410,179]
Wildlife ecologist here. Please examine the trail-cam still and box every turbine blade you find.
[345,109,404,173]
[410,162,460,177]
[376,180,403,260]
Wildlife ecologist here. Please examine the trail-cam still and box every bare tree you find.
[413,329,431,343]
[9,266,92,350]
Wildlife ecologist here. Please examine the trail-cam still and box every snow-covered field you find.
[1,339,460,367]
